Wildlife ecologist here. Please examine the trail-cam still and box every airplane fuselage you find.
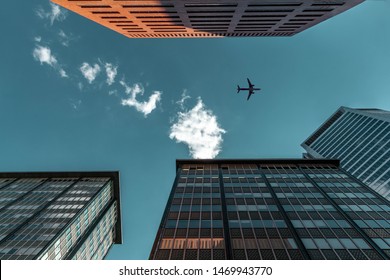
[239,87,260,91]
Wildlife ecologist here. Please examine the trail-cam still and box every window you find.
[80,244,86,259]
[313,220,326,227]
[76,218,81,237]
[40,252,48,260]
[199,220,211,228]
[91,203,96,218]
[96,227,101,243]
[188,220,199,228]
[373,238,390,249]
[0,248,17,254]
[89,238,94,255]
[166,220,177,228]
[269,239,285,249]
[66,228,72,249]
[313,239,330,249]
[352,238,370,249]
[170,205,180,211]
[84,209,89,227]
[54,239,61,260]
[302,238,316,249]
[229,220,240,228]
[364,220,380,228]
[284,239,298,249]
[327,239,343,249]
[17,247,43,255]
[302,220,315,228]
[336,220,351,228]
[376,220,390,227]
[213,220,223,228]
[250,220,262,228]
[339,239,357,249]
[240,220,252,228]
[353,220,367,228]
[274,220,287,228]
[291,220,303,228]
[177,220,188,228]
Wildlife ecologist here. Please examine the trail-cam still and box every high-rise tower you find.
[51,0,364,38]
[0,172,121,260]
[302,107,390,201]
[150,159,390,260]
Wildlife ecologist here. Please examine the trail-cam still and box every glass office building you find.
[302,107,390,200]
[0,172,122,260]
[150,159,390,260]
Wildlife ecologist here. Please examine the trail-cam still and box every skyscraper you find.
[302,107,390,200]
[0,172,121,260]
[150,159,390,260]
[51,0,364,38]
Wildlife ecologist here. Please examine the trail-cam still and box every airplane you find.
[237,78,261,100]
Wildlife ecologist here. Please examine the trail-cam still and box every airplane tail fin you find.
[237,85,241,93]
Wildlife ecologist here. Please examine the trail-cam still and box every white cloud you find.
[120,81,162,117]
[58,30,71,47]
[105,63,118,85]
[59,69,68,78]
[32,45,67,78]
[34,36,42,43]
[109,90,118,96]
[59,30,67,38]
[36,3,67,25]
[33,45,58,66]
[176,90,191,109]
[169,98,226,159]
[80,63,101,84]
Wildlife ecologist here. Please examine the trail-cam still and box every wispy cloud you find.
[69,99,82,110]
[80,62,101,84]
[120,81,162,117]
[59,69,68,78]
[105,63,118,85]
[176,90,191,110]
[109,90,118,96]
[32,45,68,78]
[36,3,67,25]
[58,30,74,47]
[169,98,226,159]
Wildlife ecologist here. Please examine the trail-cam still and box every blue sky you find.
[1,0,390,259]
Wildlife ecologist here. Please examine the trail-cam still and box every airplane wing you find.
[247,78,254,87]
[247,91,252,101]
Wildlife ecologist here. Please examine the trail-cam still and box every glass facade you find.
[302,107,390,201]
[149,159,390,260]
[0,172,121,260]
